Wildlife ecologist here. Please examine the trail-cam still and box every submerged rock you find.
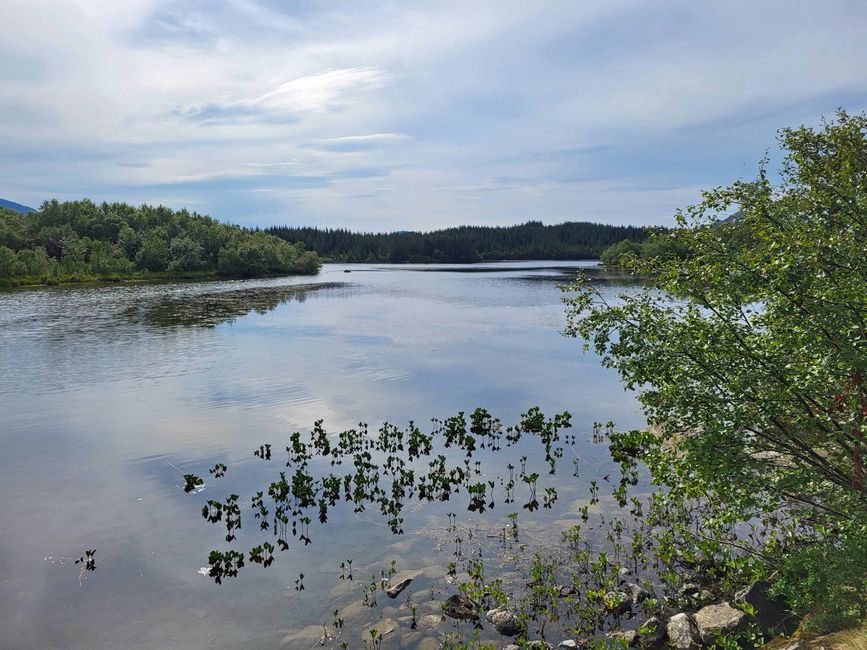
[486,607,522,636]
[694,602,746,643]
[667,613,697,649]
[442,594,479,621]
[386,575,416,599]
[361,618,396,642]
[418,614,443,630]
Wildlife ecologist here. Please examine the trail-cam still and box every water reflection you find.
[0,261,646,649]
[120,282,346,328]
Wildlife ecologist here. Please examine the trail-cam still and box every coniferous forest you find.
[266,221,649,263]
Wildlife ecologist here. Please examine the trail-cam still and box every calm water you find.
[0,261,644,649]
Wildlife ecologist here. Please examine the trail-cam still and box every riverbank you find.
[0,268,324,290]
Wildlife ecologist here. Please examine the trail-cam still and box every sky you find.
[1,1,866,231]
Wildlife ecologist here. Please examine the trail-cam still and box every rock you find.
[418,614,442,630]
[416,638,439,650]
[667,613,697,649]
[486,607,522,636]
[680,583,700,597]
[387,577,413,598]
[605,591,632,614]
[442,594,479,621]
[619,567,632,577]
[558,584,578,597]
[694,602,746,643]
[734,580,794,635]
[361,618,396,641]
[639,616,665,647]
[607,629,639,646]
[557,641,579,649]
[626,582,652,604]
[280,624,330,646]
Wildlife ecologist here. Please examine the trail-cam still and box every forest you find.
[266,220,649,263]
[0,199,320,286]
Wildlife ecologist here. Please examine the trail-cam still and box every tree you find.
[167,235,204,272]
[565,110,866,629]
[135,236,170,272]
[0,246,23,277]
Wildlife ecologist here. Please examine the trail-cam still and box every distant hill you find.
[266,220,650,263]
[0,198,35,213]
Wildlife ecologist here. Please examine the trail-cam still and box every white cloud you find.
[322,133,409,144]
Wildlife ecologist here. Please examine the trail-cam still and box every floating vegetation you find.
[178,408,794,647]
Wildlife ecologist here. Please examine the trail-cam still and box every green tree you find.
[135,236,170,272]
[0,208,27,250]
[599,239,641,266]
[167,235,204,272]
[17,247,57,277]
[117,224,140,258]
[565,110,867,630]
[0,246,24,277]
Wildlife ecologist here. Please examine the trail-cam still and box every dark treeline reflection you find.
[121,282,346,328]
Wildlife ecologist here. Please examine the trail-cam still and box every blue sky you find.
[1,0,866,231]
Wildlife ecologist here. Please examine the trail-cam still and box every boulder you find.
[666,613,697,649]
[442,594,479,621]
[606,629,638,646]
[694,602,746,643]
[486,607,522,636]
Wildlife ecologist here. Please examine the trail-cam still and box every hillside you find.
[267,220,650,263]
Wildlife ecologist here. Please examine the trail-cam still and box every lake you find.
[0,261,645,649]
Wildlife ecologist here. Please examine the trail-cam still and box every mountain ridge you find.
[0,198,36,213]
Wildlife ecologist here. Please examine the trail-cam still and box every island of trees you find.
[0,200,321,286]
[266,220,649,263]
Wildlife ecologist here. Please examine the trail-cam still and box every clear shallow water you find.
[0,261,644,649]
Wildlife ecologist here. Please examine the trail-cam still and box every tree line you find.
[265,220,650,263]
[0,200,320,285]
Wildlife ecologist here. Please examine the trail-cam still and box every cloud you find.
[178,67,390,123]
[322,133,409,144]
[0,0,866,229]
